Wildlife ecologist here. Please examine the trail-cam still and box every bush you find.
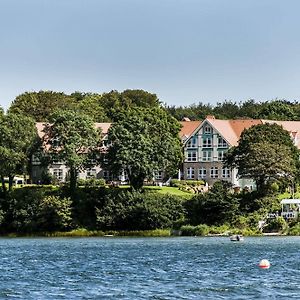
[180,225,197,236]
[194,224,210,236]
[288,223,300,235]
[36,196,73,232]
[77,178,106,187]
[264,216,287,233]
[184,182,239,226]
[95,190,186,230]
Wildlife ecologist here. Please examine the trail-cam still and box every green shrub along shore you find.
[0,180,300,237]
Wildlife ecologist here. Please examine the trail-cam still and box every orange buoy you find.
[259,259,270,269]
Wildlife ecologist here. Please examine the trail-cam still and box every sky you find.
[1,0,300,111]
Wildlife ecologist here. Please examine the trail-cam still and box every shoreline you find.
[0,230,292,238]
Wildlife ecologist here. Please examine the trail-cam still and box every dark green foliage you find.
[255,100,297,120]
[0,187,72,233]
[264,216,287,233]
[70,187,108,229]
[165,102,214,121]
[184,181,239,226]
[0,113,37,193]
[225,123,299,195]
[36,196,72,232]
[180,224,210,236]
[95,190,185,230]
[213,100,240,119]
[100,89,161,122]
[43,110,102,196]
[9,91,76,122]
[106,107,183,190]
[71,92,108,122]
[166,99,300,121]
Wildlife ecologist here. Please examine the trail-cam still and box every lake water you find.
[0,236,299,299]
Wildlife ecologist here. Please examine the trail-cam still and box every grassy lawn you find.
[118,184,192,196]
[143,186,193,197]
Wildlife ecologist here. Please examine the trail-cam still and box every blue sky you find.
[1,0,300,110]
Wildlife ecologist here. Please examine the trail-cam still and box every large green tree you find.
[105,107,183,190]
[100,89,161,121]
[9,91,76,122]
[43,110,101,197]
[225,123,299,194]
[0,113,37,194]
[255,100,297,120]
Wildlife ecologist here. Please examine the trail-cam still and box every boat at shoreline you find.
[230,234,244,242]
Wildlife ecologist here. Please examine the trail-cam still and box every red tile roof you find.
[179,121,202,139]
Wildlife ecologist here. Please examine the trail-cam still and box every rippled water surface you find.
[0,236,299,299]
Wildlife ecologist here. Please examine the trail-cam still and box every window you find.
[218,151,225,161]
[210,167,219,178]
[202,151,212,161]
[103,170,112,181]
[102,139,111,147]
[203,137,212,148]
[187,151,197,162]
[204,125,212,134]
[53,169,63,181]
[222,168,231,178]
[87,159,97,165]
[119,170,129,181]
[154,170,163,180]
[198,168,207,179]
[53,138,60,148]
[32,155,40,163]
[218,137,227,148]
[187,167,195,179]
[87,169,97,179]
[187,136,197,148]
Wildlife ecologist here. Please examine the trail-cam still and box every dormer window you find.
[204,125,212,134]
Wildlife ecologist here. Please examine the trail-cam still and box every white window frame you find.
[53,168,63,181]
[222,168,231,178]
[187,136,197,148]
[204,125,212,134]
[210,167,219,179]
[187,167,195,179]
[218,151,225,161]
[154,170,163,180]
[198,167,207,179]
[203,137,212,148]
[202,151,212,161]
[187,151,197,162]
[218,137,228,148]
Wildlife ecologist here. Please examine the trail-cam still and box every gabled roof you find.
[182,115,300,148]
[36,122,112,139]
[203,118,262,146]
[179,120,202,140]
[261,120,300,148]
[95,123,112,135]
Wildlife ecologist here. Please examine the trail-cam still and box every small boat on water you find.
[230,234,244,242]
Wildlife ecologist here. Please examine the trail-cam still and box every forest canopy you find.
[7,90,300,122]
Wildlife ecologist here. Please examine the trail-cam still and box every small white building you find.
[280,199,300,219]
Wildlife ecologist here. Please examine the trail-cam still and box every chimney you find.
[206,115,215,119]
[182,117,191,122]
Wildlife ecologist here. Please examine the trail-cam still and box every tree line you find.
[8,90,300,122]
